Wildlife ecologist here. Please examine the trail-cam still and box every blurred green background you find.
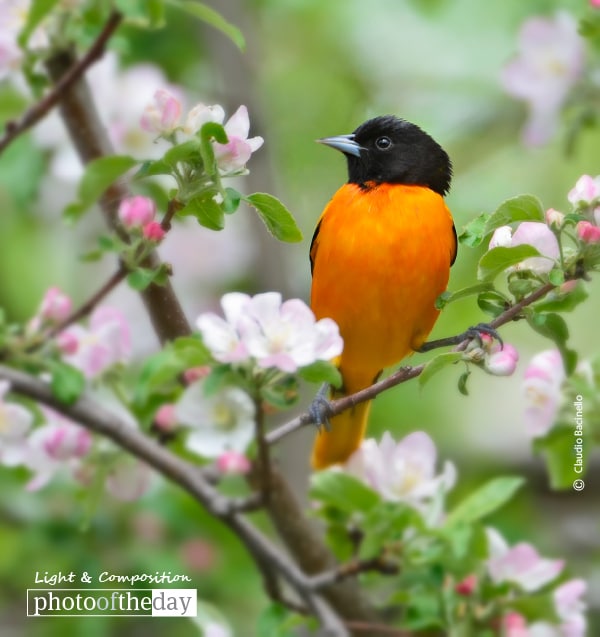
[0,0,598,635]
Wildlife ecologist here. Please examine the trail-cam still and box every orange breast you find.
[310,183,455,391]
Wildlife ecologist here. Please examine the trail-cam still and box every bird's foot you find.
[309,383,333,432]
[419,322,503,353]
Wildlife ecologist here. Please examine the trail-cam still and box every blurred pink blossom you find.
[118,195,156,228]
[142,220,165,242]
[0,381,33,467]
[554,579,587,637]
[24,410,92,490]
[576,220,600,244]
[486,528,564,592]
[38,286,73,323]
[523,349,565,438]
[106,456,152,501]
[154,404,177,432]
[502,612,528,637]
[501,12,584,146]
[140,89,182,135]
[455,574,477,597]
[568,175,600,207]
[216,450,251,475]
[196,292,343,373]
[60,306,132,379]
[489,222,559,274]
[344,431,456,515]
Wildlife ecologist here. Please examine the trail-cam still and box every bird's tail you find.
[310,395,372,469]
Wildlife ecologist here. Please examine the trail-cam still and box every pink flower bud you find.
[154,404,177,431]
[502,612,528,637]
[142,221,165,243]
[118,196,156,229]
[183,366,211,384]
[545,207,565,228]
[486,343,519,376]
[592,0,600,8]
[576,220,600,244]
[455,574,477,596]
[56,330,79,355]
[140,89,182,134]
[216,451,251,475]
[39,287,72,323]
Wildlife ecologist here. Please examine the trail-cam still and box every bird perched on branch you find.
[309,115,457,469]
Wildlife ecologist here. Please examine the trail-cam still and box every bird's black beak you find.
[317,134,363,157]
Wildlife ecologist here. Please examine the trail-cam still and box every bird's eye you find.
[375,136,392,150]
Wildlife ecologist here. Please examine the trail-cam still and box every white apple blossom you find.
[344,431,456,516]
[567,174,600,208]
[0,381,33,466]
[489,222,559,275]
[175,382,255,458]
[212,105,264,173]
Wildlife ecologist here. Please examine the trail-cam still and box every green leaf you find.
[483,194,545,235]
[243,193,303,242]
[418,352,463,388]
[114,0,165,27]
[298,360,342,388]
[256,603,298,637]
[65,155,138,222]
[458,212,490,248]
[180,192,225,231]
[261,376,299,410]
[135,159,173,179]
[18,0,60,46]
[171,336,212,368]
[534,425,586,490]
[309,470,380,514]
[527,310,578,376]
[223,187,242,214]
[127,268,160,291]
[164,139,202,167]
[47,360,86,406]
[477,290,509,318]
[477,245,541,281]
[445,476,524,527]
[198,122,228,176]
[435,282,493,309]
[457,369,470,396]
[172,1,245,50]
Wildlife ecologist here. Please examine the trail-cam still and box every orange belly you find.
[310,182,455,393]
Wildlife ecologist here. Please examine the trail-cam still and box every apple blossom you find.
[216,450,251,475]
[196,292,343,373]
[486,342,519,376]
[105,456,153,501]
[140,89,182,135]
[554,579,587,637]
[183,103,226,135]
[142,220,166,242]
[486,527,564,592]
[212,106,264,173]
[23,410,93,490]
[502,612,528,637]
[567,175,600,208]
[489,222,559,275]
[523,349,565,438]
[592,0,600,7]
[154,404,177,432]
[344,431,456,515]
[545,208,565,229]
[175,382,255,458]
[60,306,132,379]
[0,381,33,467]
[38,286,73,323]
[501,12,584,146]
[455,574,477,597]
[576,220,600,244]
[118,195,156,229]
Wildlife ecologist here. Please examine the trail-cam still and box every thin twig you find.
[0,11,123,156]
[308,555,399,591]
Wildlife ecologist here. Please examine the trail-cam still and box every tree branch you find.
[0,11,123,156]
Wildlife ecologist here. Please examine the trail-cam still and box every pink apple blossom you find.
[60,306,132,379]
[38,286,73,323]
[213,106,264,173]
[576,220,600,244]
[567,175,600,207]
[118,195,156,229]
[142,220,166,242]
[486,342,520,376]
[501,12,584,146]
[554,579,587,637]
[486,528,564,592]
[592,0,600,7]
[175,382,255,458]
[196,292,343,373]
[216,450,251,475]
[545,208,565,229]
[523,350,565,438]
[0,381,33,467]
[23,410,93,490]
[489,222,559,274]
[140,89,182,135]
[502,612,529,637]
[105,456,152,501]
[344,431,456,515]
[183,366,211,384]
[183,103,226,134]
[154,404,177,432]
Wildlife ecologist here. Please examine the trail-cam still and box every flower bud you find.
[576,220,600,244]
[142,221,165,243]
[216,451,251,475]
[118,196,156,229]
[39,287,72,323]
[545,207,565,228]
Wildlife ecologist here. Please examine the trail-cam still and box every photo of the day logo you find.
[27,589,197,617]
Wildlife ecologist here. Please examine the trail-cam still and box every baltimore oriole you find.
[310,115,457,470]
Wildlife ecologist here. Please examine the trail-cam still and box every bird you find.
[309,115,457,470]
